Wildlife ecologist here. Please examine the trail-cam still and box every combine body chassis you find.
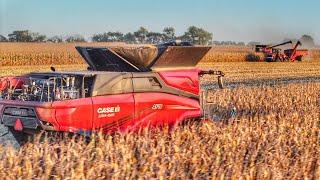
[0,43,224,135]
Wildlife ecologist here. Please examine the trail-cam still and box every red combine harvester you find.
[255,40,309,62]
[0,43,224,136]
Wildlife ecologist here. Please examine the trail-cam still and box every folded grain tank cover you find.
[110,45,159,71]
[76,45,212,72]
[149,46,212,70]
[111,45,212,71]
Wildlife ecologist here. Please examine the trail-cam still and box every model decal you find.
[152,104,163,110]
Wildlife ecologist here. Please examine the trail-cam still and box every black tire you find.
[296,56,310,62]
[296,56,303,61]
[245,53,260,62]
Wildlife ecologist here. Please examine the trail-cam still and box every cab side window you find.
[110,78,133,94]
[133,77,162,92]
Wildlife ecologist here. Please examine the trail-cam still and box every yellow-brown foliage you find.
[0,43,125,66]
[0,83,319,179]
[1,43,319,66]
[310,49,320,59]
[202,46,253,62]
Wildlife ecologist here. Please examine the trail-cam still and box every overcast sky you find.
[0,0,319,43]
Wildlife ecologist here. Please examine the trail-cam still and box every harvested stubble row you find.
[200,61,320,83]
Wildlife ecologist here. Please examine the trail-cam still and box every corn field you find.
[1,43,320,66]
[0,43,125,66]
[0,43,319,179]
[0,83,319,179]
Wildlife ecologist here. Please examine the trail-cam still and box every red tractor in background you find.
[255,40,309,62]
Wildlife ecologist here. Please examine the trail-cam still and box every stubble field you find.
[0,43,319,179]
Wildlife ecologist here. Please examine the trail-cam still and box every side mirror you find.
[199,70,225,89]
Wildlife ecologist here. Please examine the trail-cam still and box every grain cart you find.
[0,42,224,138]
[255,41,309,62]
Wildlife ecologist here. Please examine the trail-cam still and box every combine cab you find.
[255,41,309,62]
[0,42,224,138]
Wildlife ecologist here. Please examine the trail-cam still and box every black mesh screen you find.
[87,49,139,72]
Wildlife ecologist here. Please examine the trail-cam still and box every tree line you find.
[0,28,315,47]
[0,30,86,43]
[0,26,213,45]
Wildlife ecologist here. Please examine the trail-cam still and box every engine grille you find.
[1,107,39,129]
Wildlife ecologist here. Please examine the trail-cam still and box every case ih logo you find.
[4,108,29,117]
[97,106,120,118]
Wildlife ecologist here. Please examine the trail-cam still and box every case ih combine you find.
[0,42,224,137]
[255,40,309,62]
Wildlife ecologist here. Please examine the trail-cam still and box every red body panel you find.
[158,69,200,95]
[290,50,309,61]
[35,106,57,130]
[132,93,201,130]
[52,98,93,132]
[91,94,135,133]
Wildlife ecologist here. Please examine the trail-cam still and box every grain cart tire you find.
[296,56,310,62]
[296,56,303,61]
